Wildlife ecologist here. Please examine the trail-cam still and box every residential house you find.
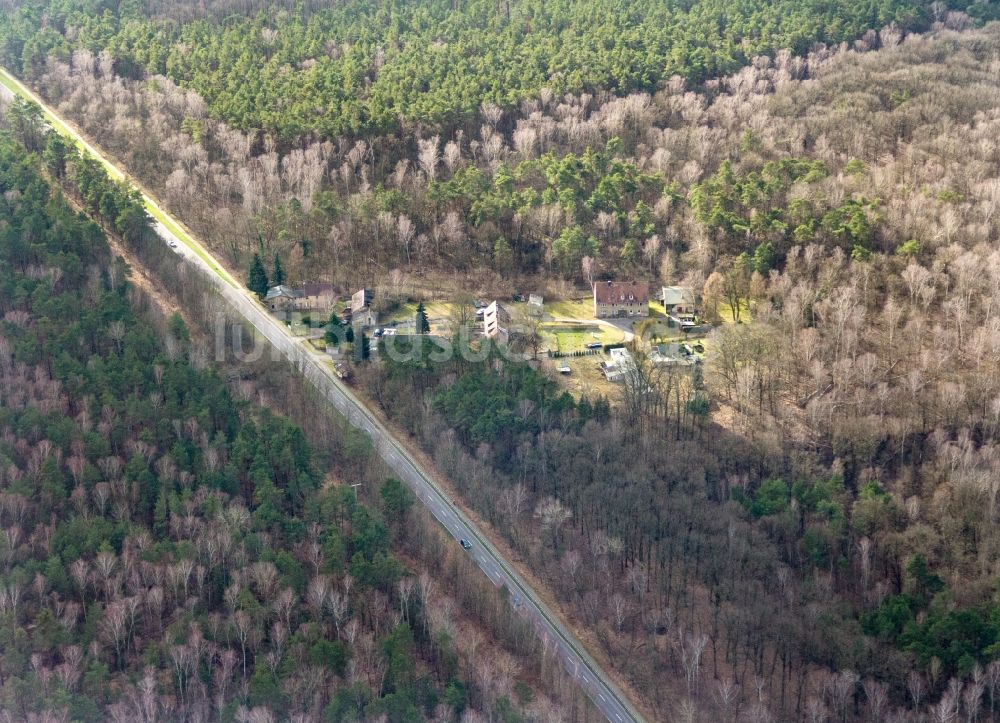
[661,285,698,328]
[610,347,637,373]
[265,285,303,311]
[351,288,374,313]
[593,280,649,319]
[600,360,624,382]
[349,288,378,328]
[650,343,694,366]
[300,283,335,310]
[352,308,378,328]
[483,301,511,344]
[661,286,696,314]
[601,347,637,382]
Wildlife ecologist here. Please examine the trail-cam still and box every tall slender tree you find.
[356,329,370,362]
[324,310,344,345]
[415,302,430,334]
[273,254,285,286]
[248,253,269,299]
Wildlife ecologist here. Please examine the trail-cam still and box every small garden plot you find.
[542,323,621,353]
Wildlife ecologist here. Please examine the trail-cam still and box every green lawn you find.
[541,322,624,352]
[545,298,594,320]
[387,300,459,323]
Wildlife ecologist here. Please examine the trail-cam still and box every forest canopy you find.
[0,126,552,720]
[1,0,991,138]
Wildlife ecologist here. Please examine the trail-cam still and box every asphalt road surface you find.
[2,66,646,723]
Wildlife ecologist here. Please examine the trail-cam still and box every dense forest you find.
[6,0,1000,719]
[0,3,993,291]
[0,125,582,720]
[355,24,1000,722]
[2,0,984,138]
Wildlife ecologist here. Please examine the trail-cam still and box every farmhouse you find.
[661,286,696,314]
[265,285,303,311]
[593,280,649,319]
[300,283,335,310]
[265,283,337,312]
[661,286,698,329]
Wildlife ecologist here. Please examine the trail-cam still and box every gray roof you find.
[662,286,695,306]
[265,285,303,300]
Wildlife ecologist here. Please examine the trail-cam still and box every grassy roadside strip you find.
[0,67,237,288]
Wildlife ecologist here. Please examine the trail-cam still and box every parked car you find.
[372,328,384,337]
[585,342,602,349]
[460,539,472,550]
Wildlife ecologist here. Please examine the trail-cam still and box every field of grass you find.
[377,300,463,336]
[391,300,458,321]
[541,322,624,352]
[545,298,594,320]
[544,355,619,400]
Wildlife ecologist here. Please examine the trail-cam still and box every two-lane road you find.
[1,66,646,723]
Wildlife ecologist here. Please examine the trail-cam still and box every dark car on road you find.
[460,539,472,550]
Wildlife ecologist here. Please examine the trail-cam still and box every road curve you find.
[0,66,646,723]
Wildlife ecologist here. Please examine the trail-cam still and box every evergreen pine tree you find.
[324,310,343,345]
[415,301,430,334]
[273,254,285,286]
[248,253,269,299]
